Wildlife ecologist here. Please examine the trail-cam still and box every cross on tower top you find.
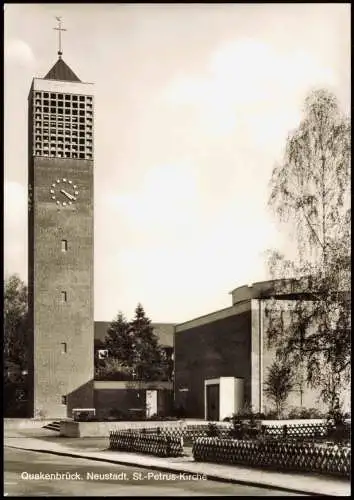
[53,16,67,58]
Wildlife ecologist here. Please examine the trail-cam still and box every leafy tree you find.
[129,303,167,381]
[266,89,351,412]
[95,357,133,381]
[4,274,30,416]
[264,361,294,418]
[104,312,135,367]
[4,274,29,367]
[99,304,170,381]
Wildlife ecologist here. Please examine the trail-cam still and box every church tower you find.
[27,20,94,418]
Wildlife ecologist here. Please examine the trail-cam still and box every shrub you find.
[206,422,220,437]
[228,414,260,440]
[325,404,350,442]
[232,406,265,422]
[263,409,279,420]
[287,406,325,419]
[264,361,294,418]
[326,412,351,442]
[235,403,254,420]
[147,413,160,421]
[254,412,266,420]
[326,404,346,426]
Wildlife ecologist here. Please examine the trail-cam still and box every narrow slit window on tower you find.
[61,342,67,353]
[61,395,67,405]
[61,291,67,303]
[61,239,68,252]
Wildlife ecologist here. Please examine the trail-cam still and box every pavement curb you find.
[6,444,332,496]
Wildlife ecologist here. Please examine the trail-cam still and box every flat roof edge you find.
[175,300,250,332]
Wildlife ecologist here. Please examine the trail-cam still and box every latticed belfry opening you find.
[32,91,93,159]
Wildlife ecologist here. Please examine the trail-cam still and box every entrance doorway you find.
[206,384,220,421]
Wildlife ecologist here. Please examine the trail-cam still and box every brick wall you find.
[94,389,146,418]
[28,156,94,418]
[94,387,173,418]
[174,308,252,418]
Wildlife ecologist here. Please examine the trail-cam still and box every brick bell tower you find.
[27,19,94,418]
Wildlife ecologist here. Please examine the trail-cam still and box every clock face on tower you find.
[49,178,79,206]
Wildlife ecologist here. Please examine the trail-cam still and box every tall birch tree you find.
[265,89,351,411]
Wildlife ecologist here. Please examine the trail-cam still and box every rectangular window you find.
[98,349,108,359]
[61,291,67,302]
[61,239,68,252]
[61,395,67,405]
[61,342,67,353]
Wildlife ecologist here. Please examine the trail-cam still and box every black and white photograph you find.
[4,3,350,497]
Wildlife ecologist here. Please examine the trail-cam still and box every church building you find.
[174,279,350,420]
[25,24,349,421]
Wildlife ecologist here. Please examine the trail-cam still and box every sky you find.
[4,3,351,323]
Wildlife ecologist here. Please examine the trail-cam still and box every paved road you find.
[4,448,304,496]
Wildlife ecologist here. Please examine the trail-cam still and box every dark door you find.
[206,384,220,421]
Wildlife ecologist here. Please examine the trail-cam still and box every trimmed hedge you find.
[192,438,351,477]
[109,430,183,457]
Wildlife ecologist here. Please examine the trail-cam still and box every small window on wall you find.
[61,239,68,252]
[61,395,67,405]
[61,291,67,303]
[61,342,67,353]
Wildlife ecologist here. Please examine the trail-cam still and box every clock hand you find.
[60,189,75,201]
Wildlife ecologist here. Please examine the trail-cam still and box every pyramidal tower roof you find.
[43,17,81,82]
[44,57,81,82]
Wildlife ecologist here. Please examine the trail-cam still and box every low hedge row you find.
[192,438,351,477]
[109,430,184,457]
